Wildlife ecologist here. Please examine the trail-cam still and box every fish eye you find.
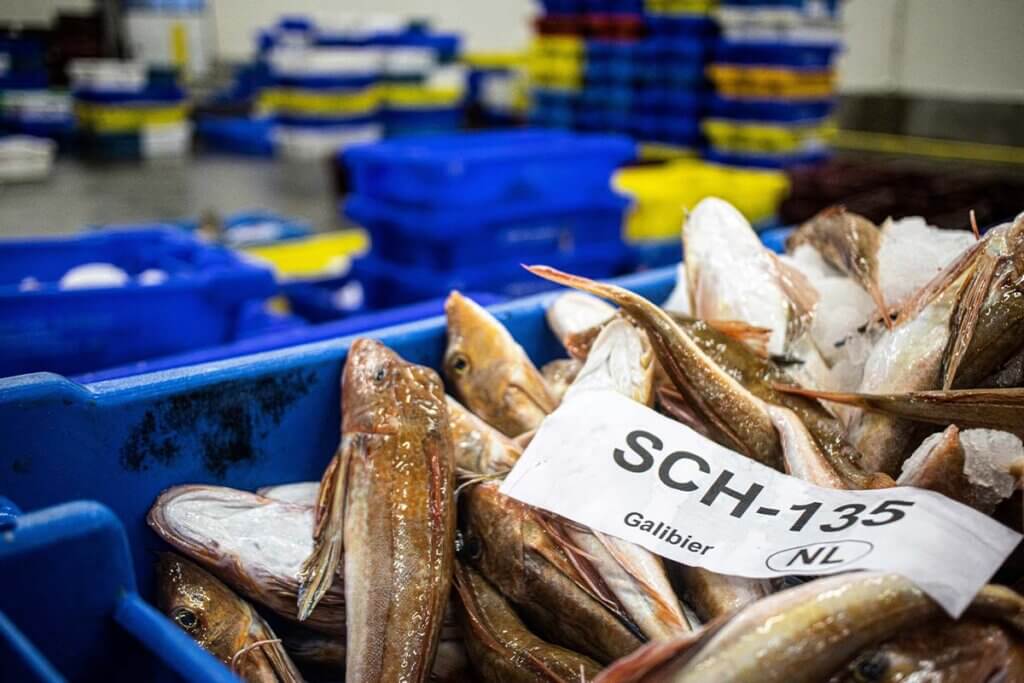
[852,651,888,682]
[454,530,482,562]
[448,353,470,376]
[374,367,387,383]
[172,607,199,632]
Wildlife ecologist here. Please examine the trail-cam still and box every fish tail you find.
[942,250,999,389]
[525,265,632,308]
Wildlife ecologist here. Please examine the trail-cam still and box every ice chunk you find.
[547,291,616,345]
[960,429,1024,500]
[59,262,129,289]
[137,268,167,286]
[877,217,975,306]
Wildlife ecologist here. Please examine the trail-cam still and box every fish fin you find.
[767,251,819,341]
[595,532,689,632]
[893,238,985,327]
[942,250,999,389]
[592,620,722,683]
[706,319,772,358]
[514,429,536,450]
[970,210,981,240]
[311,450,340,541]
[297,434,361,621]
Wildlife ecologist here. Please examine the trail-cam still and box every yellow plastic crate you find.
[646,0,717,14]
[380,83,464,108]
[242,230,369,280]
[257,86,381,117]
[702,118,838,154]
[530,36,584,58]
[638,142,700,161]
[462,52,527,70]
[707,64,836,99]
[75,102,189,133]
[614,159,789,241]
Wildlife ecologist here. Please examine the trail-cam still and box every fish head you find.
[156,552,252,660]
[342,337,445,434]
[444,291,553,435]
[458,481,526,586]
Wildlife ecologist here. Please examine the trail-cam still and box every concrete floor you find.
[0,156,344,237]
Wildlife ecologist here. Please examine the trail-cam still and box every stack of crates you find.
[340,130,636,307]
[257,17,464,158]
[70,60,191,160]
[463,52,529,127]
[704,0,840,168]
[528,0,718,157]
[0,33,76,147]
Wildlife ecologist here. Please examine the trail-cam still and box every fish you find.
[156,552,303,682]
[682,197,832,391]
[454,561,602,682]
[460,480,644,664]
[445,291,556,436]
[898,425,1024,514]
[447,395,522,477]
[525,264,783,469]
[297,338,456,683]
[670,565,772,624]
[546,291,617,358]
[563,317,655,406]
[594,573,1024,683]
[786,206,889,325]
[148,485,345,635]
[828,619,1024,683]
[541,358,584,404]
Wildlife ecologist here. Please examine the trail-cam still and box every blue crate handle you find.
[0,496,19,532]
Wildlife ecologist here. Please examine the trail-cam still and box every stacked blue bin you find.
[341,129,636,307]
[704,0,840,168]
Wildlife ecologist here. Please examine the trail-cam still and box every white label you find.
[500,391,1021,617]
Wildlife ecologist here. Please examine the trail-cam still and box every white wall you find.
[208,0,535,61]
[2,0,93,24]
[838,0,1024,101]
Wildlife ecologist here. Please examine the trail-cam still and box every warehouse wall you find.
[2,0,93,24]
[839,0,1024,101]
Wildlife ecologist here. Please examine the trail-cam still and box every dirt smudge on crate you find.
[120,369,316,477]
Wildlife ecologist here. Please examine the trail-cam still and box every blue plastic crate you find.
[647,15,717,38]
[346,191,628,270]
[355,241,633,307]
[0,266,674,681]
[759,225,794,253]
[271,73,377,90]
[381,107,464,136]
[73,293,507,383]
[704,146,831,169]
[0,229,276,377]
[72,84,187,104]
[342,129,635,207]
[195,116,274,156]
[713,39,840,68]
[707,95,833,123]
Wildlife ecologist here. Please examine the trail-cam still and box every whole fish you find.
[683,197,832,391]
[455,561,602,682]
[526,264,782,469]
[156,552,303,682]
[594,573,1024,683]
[786,206,889,324]
[541,358,583,404]
[898,425,1024,514]
[148,485,345,635]
[445,291,556,436]
[297,338,456,683]
[460,480,644,664]
[828,619,1024,683]
[546,291,616,358]
[446,395,522,477]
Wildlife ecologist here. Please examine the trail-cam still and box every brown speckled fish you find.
[444,291,556,436]
[454,561,601,682]
[297,338,456,683]
[157,552,303,682]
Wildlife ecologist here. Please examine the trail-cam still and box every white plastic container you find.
[269,47,383,78]
[273,123,382,160]
[0,136,56,183]
[141,122,192,159]
[68,60,147,93]
[382,47,436,77]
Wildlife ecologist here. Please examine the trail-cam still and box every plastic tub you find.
[345,192,627,270]
[273,121,383,159]
[713,39,840,68]
[356,241,633,307]
[706,94,833,122]
[702,117,836,154]
[0,267,674,681]
[0,229,276,377]
[195,116,274,156]
[342,129,634,207]
[705,146,831,169]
